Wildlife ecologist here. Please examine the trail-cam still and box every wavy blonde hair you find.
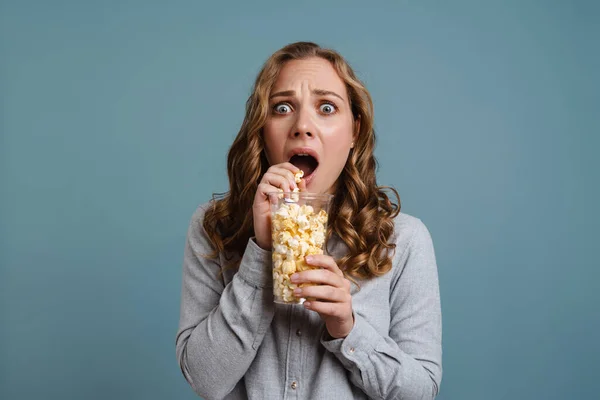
[203,41,400,280]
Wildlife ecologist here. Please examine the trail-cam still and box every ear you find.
[352,115,361,147]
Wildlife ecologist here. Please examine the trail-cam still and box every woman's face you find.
[263,57,356,194]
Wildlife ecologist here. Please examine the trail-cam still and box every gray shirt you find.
[176,203,442,400]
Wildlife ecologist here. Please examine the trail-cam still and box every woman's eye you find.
[319,103,336,114]
[274,104,292,114]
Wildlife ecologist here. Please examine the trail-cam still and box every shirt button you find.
[349,347,355,353]
[296,329,302,337]
[291,381,298,389]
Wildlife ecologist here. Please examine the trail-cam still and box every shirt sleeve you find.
[321,218,443,400]
[175,204,276,400]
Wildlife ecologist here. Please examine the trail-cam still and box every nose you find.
[291,106,316,139]
[293,131,312,138]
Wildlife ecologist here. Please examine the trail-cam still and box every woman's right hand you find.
[253,163,305,250]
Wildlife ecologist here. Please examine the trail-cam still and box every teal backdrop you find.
[1,1,598,399]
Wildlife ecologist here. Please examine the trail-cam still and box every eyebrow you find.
[269,89,345,102]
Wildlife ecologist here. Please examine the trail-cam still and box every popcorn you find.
[282,260,296,275]
[271,201,328,303]
[273,171,304,201]
[288,171,304,199]
[296,214,310,230]
[294,170,304,183]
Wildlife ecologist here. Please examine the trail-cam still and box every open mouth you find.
[289,154,319,178]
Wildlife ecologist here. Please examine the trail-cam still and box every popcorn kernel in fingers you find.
[290,190,300,202]
[294,170,304,184]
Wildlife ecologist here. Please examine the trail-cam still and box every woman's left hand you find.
[291,255,354,339]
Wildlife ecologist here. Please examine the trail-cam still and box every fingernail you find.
[305,256,313,263]
[290,274,299,282]
[293,288,302,295]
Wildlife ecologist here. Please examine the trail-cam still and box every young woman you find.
[176,41,442,400]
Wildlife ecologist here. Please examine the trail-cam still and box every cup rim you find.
[266,191,334,200]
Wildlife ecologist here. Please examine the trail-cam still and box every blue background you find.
[1,0,598,399]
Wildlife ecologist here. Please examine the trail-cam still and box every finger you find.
[305,255,344,277]
[303,300,349,318]
[261,172,295,193]
[274,162,301,175]
[256,183,285,206]
[294,285,349,303]
[266,166,298,190]
[291,269,345,289]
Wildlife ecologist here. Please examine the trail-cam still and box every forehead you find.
[272,57,348,97]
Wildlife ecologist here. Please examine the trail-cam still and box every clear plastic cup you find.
[267,192,334,304]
